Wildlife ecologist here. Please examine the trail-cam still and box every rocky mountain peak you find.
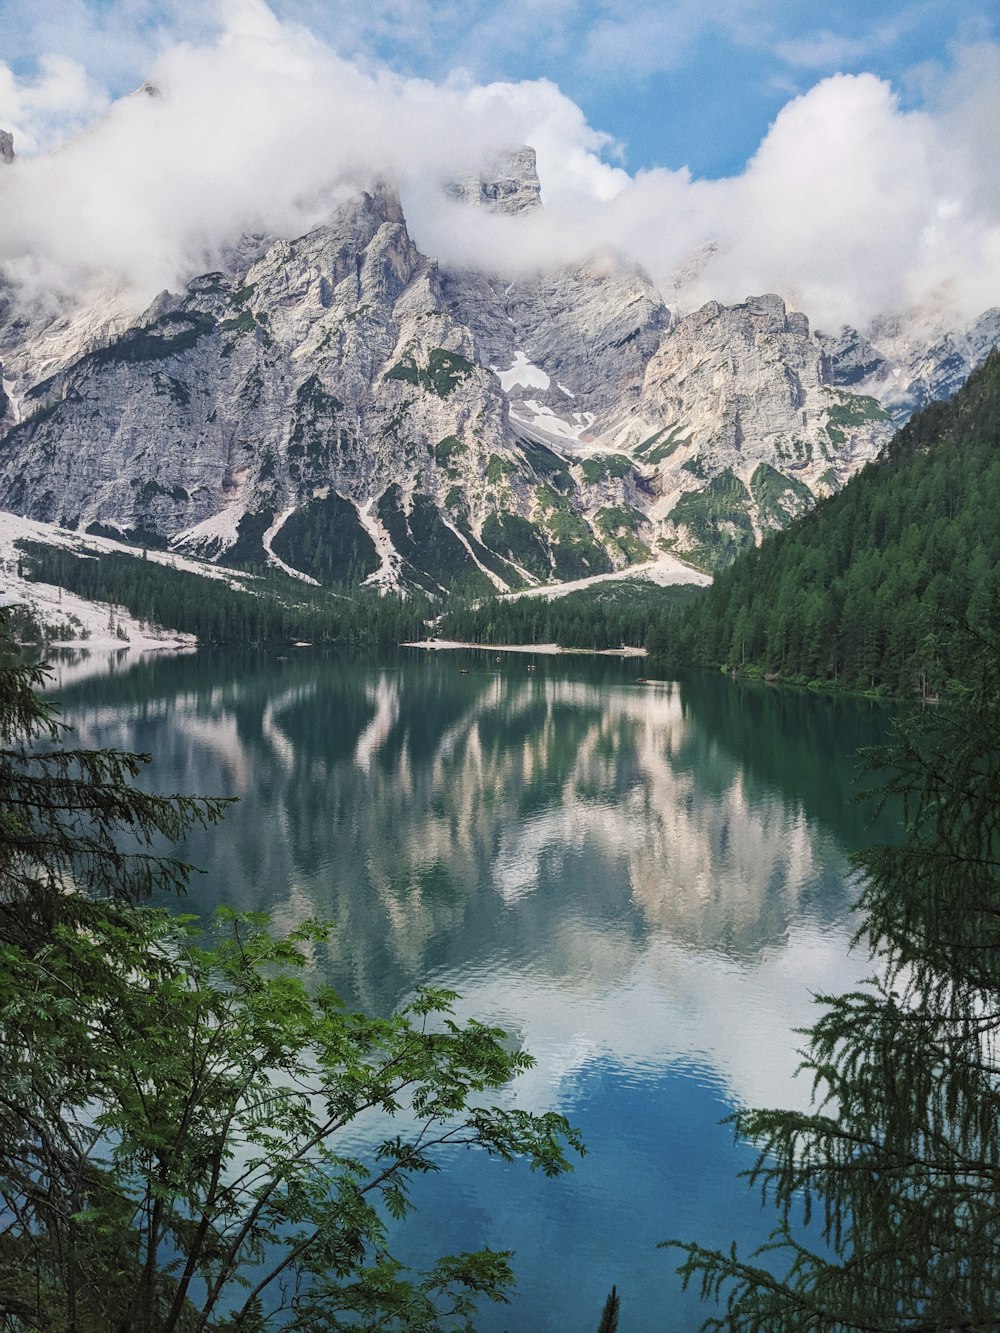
[602,290,896,567]
[0,130,14,165]
[0,166,994,594]
[818,305,1000,422]
[448,145,542,215]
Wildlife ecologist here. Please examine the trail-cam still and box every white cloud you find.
[773,9,930,73]
[0,2,997,332]
[0,0,223,107]
[580,6,703,76]
[0,53,110,152]
[775,29,875,70]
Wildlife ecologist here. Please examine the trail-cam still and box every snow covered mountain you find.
[0,143,995,590]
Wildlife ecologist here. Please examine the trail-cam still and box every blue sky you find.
[318,0,998,177]
[1,0,998,330]
[2,0,997,177]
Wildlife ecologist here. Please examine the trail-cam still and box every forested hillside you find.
[670,349,1000,695]
[17,543,431,647]
[437,580,704,651]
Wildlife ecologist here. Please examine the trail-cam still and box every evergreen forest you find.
[437,581,703,653]
[671,633,1000,1328]
[669,349,1000,695]
[16,543,432,648]
[11,349,1000,701]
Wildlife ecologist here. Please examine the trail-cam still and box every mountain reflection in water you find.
[51,646,894,1331]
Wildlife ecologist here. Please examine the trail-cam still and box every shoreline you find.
[402,638,647,658]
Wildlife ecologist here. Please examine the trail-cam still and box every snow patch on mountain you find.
[0,511,198,647]
[173,508,244,559]
[495,351,551,393]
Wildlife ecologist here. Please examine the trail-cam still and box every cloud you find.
[416,62,1000,330]
[773,8,933,73]
[0,0,997,332]
[579,6,706,77]
[0,53,110,153]
[775,29,877,70]
[0,0,223,111]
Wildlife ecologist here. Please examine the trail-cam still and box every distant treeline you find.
[18,348,999,691]
[668,350,1000,696]
[437,581,705,652]
[17,543,431,647]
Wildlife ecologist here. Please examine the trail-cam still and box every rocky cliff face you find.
[820,306,1000,421]
[0,144,994,588]
[1,190,530,595]
[447,146,542,216]
[611,294,893,567]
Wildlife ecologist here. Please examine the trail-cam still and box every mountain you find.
[818,306,1000,421]
[0,142,995,594]
[672,349,1000,695]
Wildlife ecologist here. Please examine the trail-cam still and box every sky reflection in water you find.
[51,646,895,1330]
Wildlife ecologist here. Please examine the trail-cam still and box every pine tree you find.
[668,632,1000,1329]
[0,615,583,1329]
[0,622,230,949]
[597,1284,621,1332]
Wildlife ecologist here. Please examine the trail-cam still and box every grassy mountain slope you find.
[671,348,1000,695]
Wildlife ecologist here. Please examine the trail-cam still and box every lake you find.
[49,645,896,1331]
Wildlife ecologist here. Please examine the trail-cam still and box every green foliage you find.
[824,391,889,444]
[579,454,633,484]
[293,373,344,419]
[377,488,492,596]
[438,581,705,651]
[594,506,652,563]
[816,466,839,492]
[633,428,667,459]
[448,518,531,590]
[425,349,474,396]
[4,910,581,1331]
[16,540,432,646]
[668,635,1000,1330]
[536,489,613,581]
[671,350,1000,695]
[668,469,755,571]
[188,273,229,297]
[435,435,467,474]
[139,477,190,505]
[638,427,690,465]
[516,438,575,493]
[219,308,267,338]
[217,509,275,567]
[287,376,347,481]
[0,631,230,947]
[480,511,553,581]
[270,494,381,585]
[87,311,218,367]
[680,454,709,480]
[0,622,583,1329]
[385,349,475,398]
[486,454,515,484]
[746,463,815,534]
[11,393,66,432]
[229,282,257,307]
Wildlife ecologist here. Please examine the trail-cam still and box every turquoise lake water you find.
[50,645,896,1331]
